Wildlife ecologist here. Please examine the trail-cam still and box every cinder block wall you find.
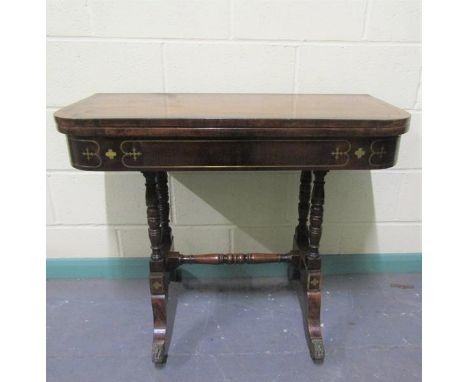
[46,0,421,259]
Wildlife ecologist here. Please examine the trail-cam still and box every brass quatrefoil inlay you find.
[105,149,117,160]
[152,280,162,292]
[354,147,366,159]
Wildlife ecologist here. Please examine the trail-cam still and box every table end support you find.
[290,170,313,280]
[303,170,328,362]
[149,269,168,364]
[143,171,172,365]
[304,260,325,362]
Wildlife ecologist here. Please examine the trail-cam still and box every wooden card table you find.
[55,93,409,364]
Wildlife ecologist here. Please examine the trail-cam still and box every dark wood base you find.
[143,170,328,364]
[149,269,168,364]
[304,266,325,362]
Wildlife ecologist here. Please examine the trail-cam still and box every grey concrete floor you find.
[47,273,421,382]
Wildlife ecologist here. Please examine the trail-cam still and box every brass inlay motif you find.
[81,147,96,161]
[369,139,396,167]
[128,147,143,161]
[105,149,117,160]
[70,138,102,169]
[308,273,320,289]
[354,147,366,159]
[330,146,349,160]
[152,280,162,291]
[374,146,387,159]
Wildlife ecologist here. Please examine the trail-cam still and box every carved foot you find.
[152,341,167,364]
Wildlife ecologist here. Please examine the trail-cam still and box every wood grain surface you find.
[55,93,410,138]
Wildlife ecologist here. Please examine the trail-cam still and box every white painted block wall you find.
[46,0,422,259]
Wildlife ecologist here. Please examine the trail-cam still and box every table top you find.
[55,93,410,139]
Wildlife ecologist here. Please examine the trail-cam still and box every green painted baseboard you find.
[46,253,421,279]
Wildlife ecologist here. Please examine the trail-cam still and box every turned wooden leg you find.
[143,171,172,364]
[294,170,312,250]
[290,171,313,280]
[304,170,327,362]
[155,172,172,251]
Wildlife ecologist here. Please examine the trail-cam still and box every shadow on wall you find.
[103,170,378,274]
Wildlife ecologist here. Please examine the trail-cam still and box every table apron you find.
[67,136,400,171]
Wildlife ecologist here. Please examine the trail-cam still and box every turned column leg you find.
[155,172,172,251]
[143,171,171,364]
[304,170,328,362]
[294,170,312,250]
[290,171,313,280]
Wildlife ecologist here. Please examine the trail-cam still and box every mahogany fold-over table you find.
[55,93,409,364]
